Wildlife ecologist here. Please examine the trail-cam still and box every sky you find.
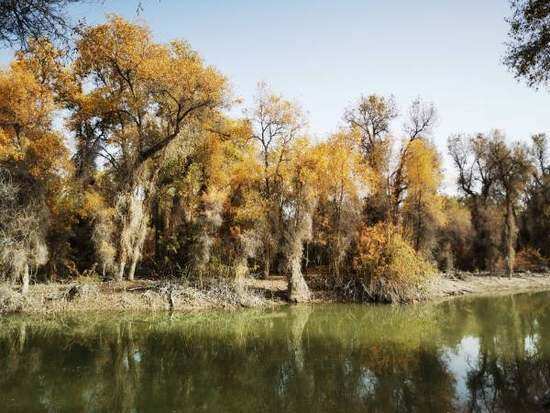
[1,0,549,189]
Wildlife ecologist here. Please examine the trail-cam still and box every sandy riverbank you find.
[425,272,550,300]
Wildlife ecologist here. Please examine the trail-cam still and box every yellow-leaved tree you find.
[62,16,228,280]
[401,138,446,256]
[313,131,370,281]
[278,138,323,302]
[0,46,69,292]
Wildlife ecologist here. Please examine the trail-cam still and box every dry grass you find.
[0,278,278,315]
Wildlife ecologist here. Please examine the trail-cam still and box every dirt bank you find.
[425,272,550,301]
[2,273,550,315]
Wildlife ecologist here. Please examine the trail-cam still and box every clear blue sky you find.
[1,0,549,188]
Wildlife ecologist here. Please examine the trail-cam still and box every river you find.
[1,291,550,412]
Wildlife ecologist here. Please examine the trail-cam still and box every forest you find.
[0,14,549,304]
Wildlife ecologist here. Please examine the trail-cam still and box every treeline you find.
[0,17,548,302]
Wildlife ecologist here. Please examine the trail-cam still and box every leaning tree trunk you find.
[287,236,311,303]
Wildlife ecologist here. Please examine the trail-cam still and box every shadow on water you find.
[1,291,550,412]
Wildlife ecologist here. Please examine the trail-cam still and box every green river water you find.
[1,290,550,412]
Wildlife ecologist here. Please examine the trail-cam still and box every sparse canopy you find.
[0,0,81,48]
[504,0,550,88]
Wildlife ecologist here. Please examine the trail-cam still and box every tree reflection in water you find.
[1,291,550,412]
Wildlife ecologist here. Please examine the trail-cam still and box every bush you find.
[515,247,548,272]
[344,223,435,303]
[0,285,23,314]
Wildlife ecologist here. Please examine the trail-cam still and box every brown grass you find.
[0,278,279,315]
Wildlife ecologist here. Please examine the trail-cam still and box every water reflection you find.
[1,292,550,412]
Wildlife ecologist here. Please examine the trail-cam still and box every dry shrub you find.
[515,247,548,272]
[344,223,435,303]
[0,285,23,314]
[114,184,150,280]
[0,169,48,289]
[182,277,266,308]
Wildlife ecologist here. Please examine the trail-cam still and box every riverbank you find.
[0,278,281,315]
[425,272,550,300]
[1,272,550,314]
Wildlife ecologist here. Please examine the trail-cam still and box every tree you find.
[343,96,438,227]
[487,135,533,275]
[312,131,368,280]
[343,94,396,224]
[522,134,550,257]
[504,0,550,88]
[448,133,501,271]
[246,82,305,278]
[436,197,473,272]
[63,16,228,280]
[390,98,438,223]
[280,139,320,302]
[0,49,68,292]
[448,131,533,274]
[400,139,445,257]
[152,115,249,279]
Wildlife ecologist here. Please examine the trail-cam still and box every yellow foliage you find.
[403,139,442,195]
[314,131,370,203]
[68,15,228,177]
[401,139,446,251]
[351,223,435,302]
[0,50,69,182]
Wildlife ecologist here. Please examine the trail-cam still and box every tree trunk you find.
[263,244,271,279]
[288,245,311,303]
[128,257,137,281]
[234,255,248,282]
[504,199,515,277]
[128,223,148,281]
[443,241,454,273]
[21,264,29,295]
[117,258,126,282]
[234,255,249,296]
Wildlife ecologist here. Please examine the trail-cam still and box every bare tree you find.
[0,0,82,48]
[448,133,500,270]
[449,131,533,274]
[521,134,550,258]
[487,137,533,275]
[343,94,398,165]
[343,94,397,224]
